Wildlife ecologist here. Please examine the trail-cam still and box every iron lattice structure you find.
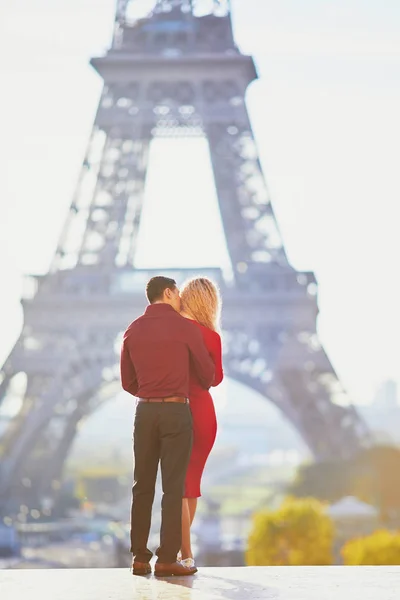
[0,0,369,515]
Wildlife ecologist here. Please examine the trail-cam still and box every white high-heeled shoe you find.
[180,557,196,569]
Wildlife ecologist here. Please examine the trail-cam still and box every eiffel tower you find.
[0,0,369,515]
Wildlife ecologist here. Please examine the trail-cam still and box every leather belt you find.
[138,396,189,404]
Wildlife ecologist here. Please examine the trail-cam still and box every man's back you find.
[121,303,214,399]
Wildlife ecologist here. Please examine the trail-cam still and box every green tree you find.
[289,446,400,523]
[246,497,334,566]
[289,460,350,502]
[352,446,400,522]
[342,530,400,565]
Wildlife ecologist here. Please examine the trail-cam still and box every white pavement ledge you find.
[1,567,399,600]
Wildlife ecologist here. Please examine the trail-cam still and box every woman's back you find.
[187,320,223,394]
[184,319,223,499]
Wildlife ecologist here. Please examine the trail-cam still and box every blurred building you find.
[373,380,398,411]
[75,468,130,505]
[326,496,380,563]
[359,379,400,444]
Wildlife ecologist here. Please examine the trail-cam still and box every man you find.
[120,276,215,577]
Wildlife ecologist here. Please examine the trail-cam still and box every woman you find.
[179,277,224,569]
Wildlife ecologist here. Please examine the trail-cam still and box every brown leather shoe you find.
[132,561,152,576]
[155,560,197,577]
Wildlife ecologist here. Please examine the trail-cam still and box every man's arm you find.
[120,334,139,397]
[187,324,215,390]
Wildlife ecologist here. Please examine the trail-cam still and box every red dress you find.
[184,321,224,498]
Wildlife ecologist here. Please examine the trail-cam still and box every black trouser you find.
[130,402,193,563]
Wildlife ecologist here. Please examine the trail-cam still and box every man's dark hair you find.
[146,276,177,304]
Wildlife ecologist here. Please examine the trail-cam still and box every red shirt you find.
[120,303,215,398]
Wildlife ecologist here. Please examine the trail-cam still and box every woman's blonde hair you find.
[180,277,221,332]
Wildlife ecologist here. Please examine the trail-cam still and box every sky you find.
[0,0,400,406]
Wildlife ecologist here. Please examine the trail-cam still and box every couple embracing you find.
[120,275,223,577]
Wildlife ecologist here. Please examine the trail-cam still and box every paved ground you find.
[1,567,399,600]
